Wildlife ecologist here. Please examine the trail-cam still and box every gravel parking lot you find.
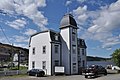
[1,74,120,80]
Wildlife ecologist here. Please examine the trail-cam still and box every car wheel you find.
[35,74,39,77]
[94,73,98,78]
[85,75,88,78]
[28,73,30,76]
[104,71,107,75]
[41,72,45,77]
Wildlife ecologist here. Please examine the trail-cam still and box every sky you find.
[0,0,120,58]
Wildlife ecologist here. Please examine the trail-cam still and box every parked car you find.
[84,65,107,78]
[27,69,45,77]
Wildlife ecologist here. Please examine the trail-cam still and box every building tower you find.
[60,14,78,74]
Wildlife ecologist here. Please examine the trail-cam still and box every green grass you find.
[9,66,28,70]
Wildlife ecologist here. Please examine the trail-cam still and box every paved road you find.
[1,74,120,80]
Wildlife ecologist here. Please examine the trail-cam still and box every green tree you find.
[111,49,120,67]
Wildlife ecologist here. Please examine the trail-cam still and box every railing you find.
[0,70,27,76]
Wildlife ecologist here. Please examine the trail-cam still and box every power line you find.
[0,25,11,44]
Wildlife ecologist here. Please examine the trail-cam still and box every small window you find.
[72,34,75,41]
[72,45,76,54]
[82,60,85,67]
[32,61,35,68]
[72,29,76,33]
[42,61,46,69]
[81,40,84,45]
[73,63,76,72]
[43,46,46,54]
[73,57,76,62]
[55,35,58,40]
[55,45,59,53]
[78,61,81,67]
[54,60,59,66]
[82,49,84,55]
[78,48,80,55]
[33,47,35,55]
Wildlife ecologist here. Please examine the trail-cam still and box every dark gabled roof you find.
[60,14,78,29]
[49,30,61,43]
[77,38,87,48]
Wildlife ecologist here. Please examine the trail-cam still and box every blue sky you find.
[0,0,120,58]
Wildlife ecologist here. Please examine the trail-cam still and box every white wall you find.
[60,28,70,74]
[60,27,78,74]
[29,31,52,75]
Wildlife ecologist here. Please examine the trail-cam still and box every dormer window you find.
[81,40,84,46]
[72,28,76,34]
[55,35,58,40]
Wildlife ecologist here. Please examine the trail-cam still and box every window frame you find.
[82,49,84,55]
[32,61,35,69]
[42,61,46,69]
[54,45,59,54]
[73,63,76,72]
[43,46,46,54]
[32,47,35,55]
[72,45,76,54]
[72,28,76,34]
[72,33,75,41]
[54,60,59,66]
[55,35,58,41]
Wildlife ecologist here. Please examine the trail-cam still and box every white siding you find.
[29,32,52,75]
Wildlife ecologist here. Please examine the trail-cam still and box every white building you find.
[29,14,87,75]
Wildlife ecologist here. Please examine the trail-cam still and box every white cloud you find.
[24,28,37,36]
[73,5,87,15]
[77,0,86,3]
[73,5,88,26]
[6,18,27,30]
[73,0,120,49]
[0,37,9,44]
[0,0,48,31]
[65,1,72,6]
[13,35,28,43]
[14,43,28,49]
